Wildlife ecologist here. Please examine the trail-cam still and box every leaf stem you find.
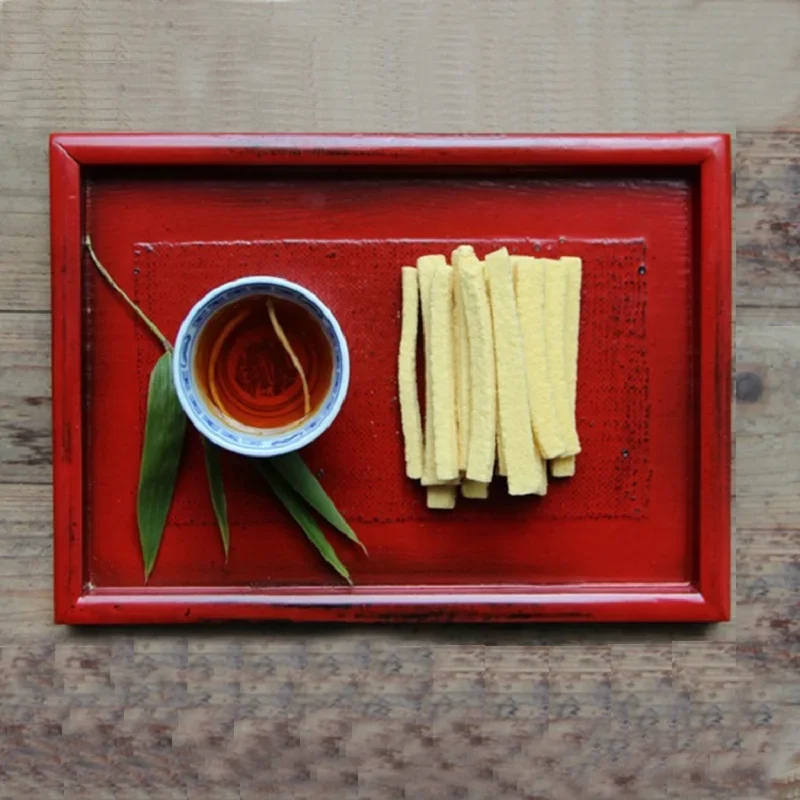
[267,298,311,416]
[84,234,173,353]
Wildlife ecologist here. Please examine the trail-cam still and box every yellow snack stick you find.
[451,245,474,472]
[534,439,548,495]
[514,260,548,497]
[492,269,506,479]
[430,263,459,481]
[486,247,544,495]
[551,457,576,478]
[398,267,424,479]
[544,258,581,457]
[496,395,507,476]
[551,256,583,476]
[417,254,447,486]
[514,256,566,459]
[459,255,497,484]
[461,479,489,499]
[427,485,457,510]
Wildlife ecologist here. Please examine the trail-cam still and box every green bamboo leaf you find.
[202,437,230,561]
[255,462,352,585]
[137,352,187,580]
[270,452,367,554]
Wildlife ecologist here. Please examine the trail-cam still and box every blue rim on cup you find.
[173,276,350,457]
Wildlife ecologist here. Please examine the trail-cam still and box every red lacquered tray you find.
[50,134,731,624]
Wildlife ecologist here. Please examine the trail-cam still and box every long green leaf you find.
[270,452,367,554]
[137,352,187,580]
[202,437,230,561]
[255,462,352,585]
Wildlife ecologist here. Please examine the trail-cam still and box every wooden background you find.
[1,0,799,797]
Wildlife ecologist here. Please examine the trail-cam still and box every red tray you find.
[50,133,731,624]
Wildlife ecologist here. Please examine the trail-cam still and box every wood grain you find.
[0,0,799,796]
[736,133,800,308]
[0,313,51,481]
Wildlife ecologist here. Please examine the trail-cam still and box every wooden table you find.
[1,1,798,797]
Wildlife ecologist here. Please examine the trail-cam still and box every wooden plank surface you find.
[1,0,799,797]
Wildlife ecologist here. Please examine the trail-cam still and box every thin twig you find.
[84,234,173,352]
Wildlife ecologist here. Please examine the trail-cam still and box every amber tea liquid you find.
[194,296,333,432]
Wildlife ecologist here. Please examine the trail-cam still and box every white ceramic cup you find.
[173,276,350,457]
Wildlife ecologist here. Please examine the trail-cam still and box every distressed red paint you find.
[49,133,732,625]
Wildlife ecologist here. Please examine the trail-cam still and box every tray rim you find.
[50,132,731,625]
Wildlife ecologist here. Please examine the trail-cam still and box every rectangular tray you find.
[50,133,732,624]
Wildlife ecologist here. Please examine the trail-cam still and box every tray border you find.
[50,133,731,625]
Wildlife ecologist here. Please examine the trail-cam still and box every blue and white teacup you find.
[173,276,349,457]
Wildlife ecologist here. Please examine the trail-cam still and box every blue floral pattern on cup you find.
[173,277,349,457]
